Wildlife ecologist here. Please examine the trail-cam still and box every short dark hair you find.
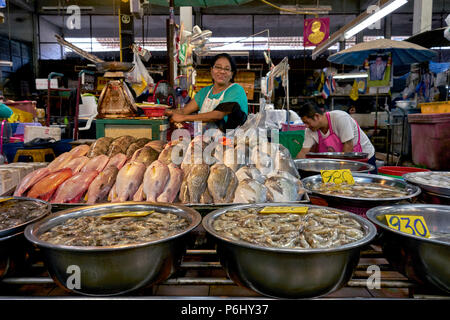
[211,53,237,82]
[297,102,324,118]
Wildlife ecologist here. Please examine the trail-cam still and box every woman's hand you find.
[164,109,173,116]
[170,113,186,123]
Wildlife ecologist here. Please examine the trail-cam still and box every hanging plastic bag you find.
[127,52,154,97]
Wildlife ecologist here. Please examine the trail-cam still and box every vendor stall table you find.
[96,118,169,141]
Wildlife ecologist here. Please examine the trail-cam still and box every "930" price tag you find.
[320,169,355,184]
[385,215,430,238]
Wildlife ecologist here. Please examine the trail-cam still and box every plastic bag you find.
[127,52,154,97]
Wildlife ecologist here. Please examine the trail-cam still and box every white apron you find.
[194,83,237,136]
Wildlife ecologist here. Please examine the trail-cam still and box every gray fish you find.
[265,176,299,202]
[187,164,210,203]
[107,135,136,157]
[233,179,267,203]
[87,137,114,158]
[131,146,160,167]
[207,164,238,203]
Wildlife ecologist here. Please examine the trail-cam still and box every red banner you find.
[304,17,330,47]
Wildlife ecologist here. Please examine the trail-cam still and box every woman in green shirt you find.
[166,53,248,132]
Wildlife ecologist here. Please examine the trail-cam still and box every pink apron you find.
[318,112,363,153]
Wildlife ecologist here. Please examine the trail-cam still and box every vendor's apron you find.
[194,84,237,136]
[317,112,363,153]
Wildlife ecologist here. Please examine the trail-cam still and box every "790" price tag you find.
[320,169,355,184]
[385,215,430,238]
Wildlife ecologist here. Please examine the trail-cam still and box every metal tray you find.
[295,158,375,178]
[301,173,421,206]
[0,197,52,238]
[403,172,450,197]
[306,152,369,160]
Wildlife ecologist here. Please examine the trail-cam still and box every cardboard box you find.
[24,126,61,143]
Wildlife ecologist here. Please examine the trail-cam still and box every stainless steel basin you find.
[367,204,450,293]
[25,202,202,296]
[295,158,375,178]
[203,203,377,298]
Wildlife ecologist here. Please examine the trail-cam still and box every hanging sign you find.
[304,17,330,47]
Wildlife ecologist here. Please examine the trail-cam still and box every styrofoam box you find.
[24,126,61,143]
[0,168,21,194]
[0,163,34,181]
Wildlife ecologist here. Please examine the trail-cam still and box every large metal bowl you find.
[366,204,450,293]
[295,158,375,178]
[306,152,369,160]
[203,203,377,298]
[24,202,202,296]
[403,171,450,197]
[302,173,421,207]
[0,197,51,238]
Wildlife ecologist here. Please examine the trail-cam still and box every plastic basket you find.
[141,106,165,117]
[278,130,305,158]
[419,101,450,114]
[378,166,430,179]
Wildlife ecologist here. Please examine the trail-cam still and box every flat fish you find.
[27,168,73,201]
[47,152,74,172]
[200,187,213,204]
[144,139,164,153]
[106,153,127,170]
[207,164,238,204]
[65,156,90,174]
[69,144,90,158]
[87,137,114,157]
[233,179,267,203]
[114,161,146,202]
[159,140,189,166]
[14,167,51,197]
[107,135,136,157]
[265,176,299,202]
[143,160,170,202]
[126,138,151,158]
[157,163,184,203]
[86,166,119,204]
[52,171,98,203]
[235,166,265,184]
[187,164,210,203]
[131,146,160,167]
[81,155,110,173]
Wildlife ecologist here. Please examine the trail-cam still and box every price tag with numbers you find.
[259,206,309,215]
[385,215,430,238]
[320,169,355,185]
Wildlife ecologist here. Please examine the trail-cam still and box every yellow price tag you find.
[101,210,155,219]
[259,206,309,215]
[320,169,355,185]
[385,215,430,238]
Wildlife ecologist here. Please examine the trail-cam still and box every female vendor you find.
[165,53,248,132]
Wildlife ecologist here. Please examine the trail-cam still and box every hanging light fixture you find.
[344,0,408,39]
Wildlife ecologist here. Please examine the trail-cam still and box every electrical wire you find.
[259,0,319,17]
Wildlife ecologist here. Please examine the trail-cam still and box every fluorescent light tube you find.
[333,73,368,79]
[344,0,408,39]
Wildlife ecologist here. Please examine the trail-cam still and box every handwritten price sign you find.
[386,215,430,238]
[259,206,309,214]
[320,169,355,184]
